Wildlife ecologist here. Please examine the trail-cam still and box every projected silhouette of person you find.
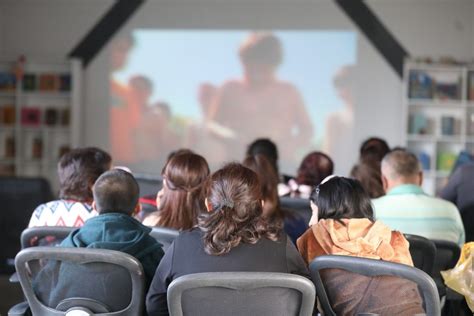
[110,34,141,164]
[206,33,313,167]
[323,65,356,168]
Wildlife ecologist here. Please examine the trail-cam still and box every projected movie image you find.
[110,30,356,173]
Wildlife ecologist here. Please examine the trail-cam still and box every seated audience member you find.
[440,162,474,242]
[142,152,209,229]
[136,149,195,221]
[278,151,333,198]
[373,149,465,246]
[359,137,390,163]
[146,163,309,316]
[246,138,291,182]
[297,176,424,315]
[28,147,111,228]
[350,160,385,198]
[349,137,390,199]
[33,169,164,311]
[243,154,307,244]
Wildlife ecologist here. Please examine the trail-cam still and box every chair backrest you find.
[0,177,53,273]
[404,234,437,275]
[309,255,440,316]
[135,174,162,197]
[149,227,179,251]
[279,197,312,224]
[21,226,75,249]
[15,247,145,316]
[167,272,315,316]
[431,239,461,296]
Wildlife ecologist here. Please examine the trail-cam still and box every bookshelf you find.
[0,57,82,192]
[402,61,474,195]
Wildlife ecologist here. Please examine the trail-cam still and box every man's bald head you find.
[381,150,422,192]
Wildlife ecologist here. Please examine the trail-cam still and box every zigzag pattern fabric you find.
[28,200,98,228]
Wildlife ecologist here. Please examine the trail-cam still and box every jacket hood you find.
[312,218,402,262]
[62,213,158,259]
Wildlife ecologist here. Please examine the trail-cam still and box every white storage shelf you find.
[403,62,474,195]
[0,58,81,193]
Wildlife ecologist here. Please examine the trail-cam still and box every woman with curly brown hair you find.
[146,163,309,316]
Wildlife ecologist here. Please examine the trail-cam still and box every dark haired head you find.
[296,151,334,186]
[158,152,209,230]
[93,169,139,215]
[360,137,390,163]
[58,147,112,202]
[239,33,282,66]
[310,176,374,224]
[200,163,280,256]
[246,138,279,174]
[350,161,384,199]
[242,154,282,221]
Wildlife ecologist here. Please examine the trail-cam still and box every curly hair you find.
[199,163,281,256]
[58,147,111,202]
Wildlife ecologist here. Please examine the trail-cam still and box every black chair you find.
[405,234,437,275]
[280,197,312,224]
[431,240,463,315]
[149,227,179,252]
[9,247,145,316]
[0,177,53,273]
[167,272,316,316]
[309,255,440,316]
[135,173,163,197]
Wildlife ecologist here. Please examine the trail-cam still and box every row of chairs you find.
[9,226,459,315]
[10,247,439,316]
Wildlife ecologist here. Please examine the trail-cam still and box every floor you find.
[0,274,24,315]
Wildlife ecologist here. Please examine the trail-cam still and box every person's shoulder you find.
[371,194,390,205]
[220,79,244,90]
[175,228,202,242]
[425,195,460,212]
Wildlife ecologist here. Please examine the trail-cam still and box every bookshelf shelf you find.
[404,61,474,195]
[22,92,71,99]
[0,58,81,192]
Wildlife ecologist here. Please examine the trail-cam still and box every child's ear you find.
[205,198,212,213]
[133,202,142,216]
[92,201,97,211]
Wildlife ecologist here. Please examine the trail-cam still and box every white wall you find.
[0,0,113,59]
[1,0,473,175]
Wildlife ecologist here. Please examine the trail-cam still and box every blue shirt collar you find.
[387,184,426,196]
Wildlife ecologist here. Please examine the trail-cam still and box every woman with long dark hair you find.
[297,176,424,315]
[143,152,209,230]
[243,154,307,244]
[146,163,308,315]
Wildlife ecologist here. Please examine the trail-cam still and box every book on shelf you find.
[45,108,59,125]
[0,105,16,124]
[59,74,71,91]
[38,73,59,91]
[408,70,434,99]
[418,152,431,170]
[0,72,16,91]
[437,151,457,172]
[441,116,455,136]
[21,107,41,126]
[469,71,474,101]
[22,73,37,91]
[409,113,429,134]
